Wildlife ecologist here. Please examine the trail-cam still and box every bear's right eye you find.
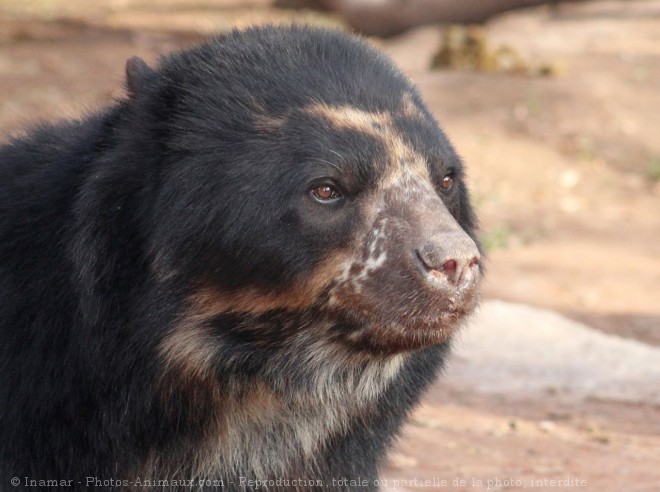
[310,185,342,203]
[440,172,455,191]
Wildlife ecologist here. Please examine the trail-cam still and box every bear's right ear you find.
[125,56,155,97]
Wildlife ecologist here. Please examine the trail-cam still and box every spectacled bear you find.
[0,26,481,490]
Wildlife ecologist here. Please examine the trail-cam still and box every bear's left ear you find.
[125,56,155,97]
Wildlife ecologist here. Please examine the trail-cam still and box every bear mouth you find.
[328,278,481,354]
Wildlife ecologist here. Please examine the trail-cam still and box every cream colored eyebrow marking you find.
[304,102,431,185]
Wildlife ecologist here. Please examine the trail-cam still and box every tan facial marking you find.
[159,322,218,381]
[305,102,430,186]
[158,249,352,384]
[252,112,286,133]
[184,249,350,323]
[399,91,426,121]
[305,102,393,137]
[249,101,287,133]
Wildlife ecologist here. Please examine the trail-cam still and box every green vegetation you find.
[481,224,512,252]
[647,156,660,182]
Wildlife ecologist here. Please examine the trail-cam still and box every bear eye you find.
[440,173,454,191]
[310,185,342,203]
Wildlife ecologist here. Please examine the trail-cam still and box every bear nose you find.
[414,234,480,288]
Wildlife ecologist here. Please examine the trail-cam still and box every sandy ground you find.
[0,0,658,490]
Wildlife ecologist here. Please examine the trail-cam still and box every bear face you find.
[144,28,481,361]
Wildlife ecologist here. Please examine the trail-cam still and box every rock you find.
[445,301,660,403]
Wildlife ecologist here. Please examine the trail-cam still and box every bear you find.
[0,26,481,490]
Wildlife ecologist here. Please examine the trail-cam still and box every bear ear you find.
[125,56,155,97]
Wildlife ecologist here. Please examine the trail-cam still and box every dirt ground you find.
[0,0,658,490]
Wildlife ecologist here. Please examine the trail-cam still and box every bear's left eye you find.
[310,185,342,203]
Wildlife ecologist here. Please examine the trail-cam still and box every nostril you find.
[415,249,461,282]
[455,256,480,287]
[442,259,457,276]
[468,256,480,272]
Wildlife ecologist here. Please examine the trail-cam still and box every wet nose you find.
[414,233,480,288]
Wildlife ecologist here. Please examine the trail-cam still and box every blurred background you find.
[0,0,658,490]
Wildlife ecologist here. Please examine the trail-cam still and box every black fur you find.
[0,26,480,490]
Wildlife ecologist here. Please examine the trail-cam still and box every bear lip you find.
[328,278,480,354]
